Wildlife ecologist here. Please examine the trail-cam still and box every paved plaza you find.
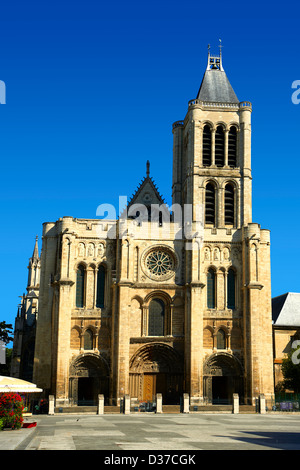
[1,412,300,452]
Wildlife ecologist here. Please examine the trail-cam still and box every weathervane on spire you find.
[146,160,150,177]
[219,39,223,57]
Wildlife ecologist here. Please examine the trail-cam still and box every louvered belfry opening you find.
[205,182,216,225]
[224,183,235,225]
[228,126,237,167]
[202,124,212,166]
[215,126,225,167]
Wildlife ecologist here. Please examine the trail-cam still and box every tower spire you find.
[32,235,39,261]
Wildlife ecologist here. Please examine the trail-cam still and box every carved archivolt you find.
[203,352,243,377]
[130,343,183,374]
[69,352,109,378]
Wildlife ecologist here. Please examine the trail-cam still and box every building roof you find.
[272,292,300,327]
[196,50,239,104]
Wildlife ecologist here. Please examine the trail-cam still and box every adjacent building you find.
[272,292,300,390]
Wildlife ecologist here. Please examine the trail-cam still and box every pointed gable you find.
[126,161,170,221]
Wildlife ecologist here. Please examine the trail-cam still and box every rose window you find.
[145,249,175,279]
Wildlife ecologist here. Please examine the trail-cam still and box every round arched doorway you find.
[203,353,244,404]
[69,353,110,406]
[129,343,183,405]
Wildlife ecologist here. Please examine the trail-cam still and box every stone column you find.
[55,279,74,406]
[224,129,229,166]
[211,128,216,166]
[86,266,95,309]
[189,285,203,400]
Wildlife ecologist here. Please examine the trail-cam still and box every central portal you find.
[130,343,184,405]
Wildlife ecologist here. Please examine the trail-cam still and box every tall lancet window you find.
[148,299,165,336]
[76,265,85,308]
[202,125,212,166]
[207,268,216,309]
[227,268,236,309]
[217,329,226,349]
[215,125,225,167]
[83,329,93,350]
[96,265,106,308]
[228,126,237,167]
[205,182,216,226]
[224,183,235,225]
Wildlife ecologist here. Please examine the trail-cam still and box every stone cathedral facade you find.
[16,50,274,408]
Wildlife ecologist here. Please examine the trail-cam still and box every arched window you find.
[148,298,165,336]
[202,125,212,166]
[83,329,93,350]
[205,183,216,226]
[224,183,235,225]
[227,268,236,309]
[76,265,85,308]
[96,265,105,308]
[228,126,237,167]
[215,126,225,167]
[207,268,216,309]
[217,329,226,349]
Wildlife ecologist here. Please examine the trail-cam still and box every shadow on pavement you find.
[216,431,300,450]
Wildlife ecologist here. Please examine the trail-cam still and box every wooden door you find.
[143,374,155,402]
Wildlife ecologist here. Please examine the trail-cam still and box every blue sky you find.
[1,1,300,343]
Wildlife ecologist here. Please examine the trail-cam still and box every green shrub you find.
[0,418,4,430]
[0,393,24,429]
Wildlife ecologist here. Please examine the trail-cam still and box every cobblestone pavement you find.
[1,413,300,452]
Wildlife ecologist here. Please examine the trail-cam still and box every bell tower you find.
[172,44,253,229]
[172,45,274,405]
